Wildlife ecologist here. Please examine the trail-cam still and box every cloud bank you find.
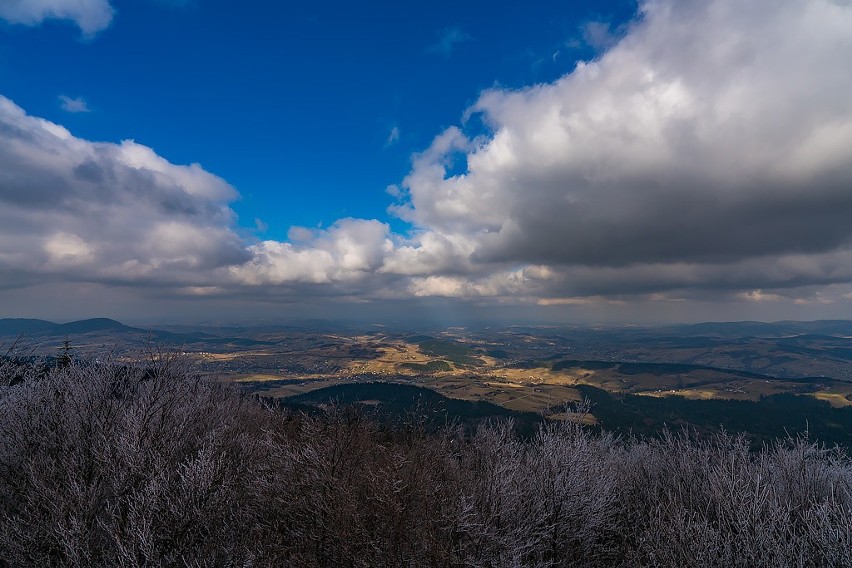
[3,0,852,318]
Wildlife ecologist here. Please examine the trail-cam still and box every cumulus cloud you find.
[0,96,248,289]
[4,0,852,317]
[0,0,114,36]
[232,219,392,286]
[396,0,852,302]
[580,21,619,51]
[0,97,415,302]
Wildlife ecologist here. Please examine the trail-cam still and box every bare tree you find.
[1,357,850,567]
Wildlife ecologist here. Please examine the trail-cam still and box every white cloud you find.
[43,232,94,267]
[232,219,392,286]
[5,0,852,317]
[395,0,852,302]
[0,0,114,36]
[59,95,90,113]
[407,267,541,299]
[739,290,785,303]
[580,21,618,50]
[381,230,475,276]
[0,96,247,289]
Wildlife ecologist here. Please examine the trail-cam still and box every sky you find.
[1,0,852,326]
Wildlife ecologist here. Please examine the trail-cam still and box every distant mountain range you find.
[0,318,132,336]
[674,320,852,338]
[508,320,852,340]
[4,318,852,340]
[0,318,274,347]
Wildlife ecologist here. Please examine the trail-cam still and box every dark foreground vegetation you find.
[1,358,851,567]
[574,385,852,448]
[282,382,545,437]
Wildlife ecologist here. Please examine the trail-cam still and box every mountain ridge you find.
[0,317,274,347]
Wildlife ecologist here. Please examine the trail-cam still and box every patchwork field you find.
[4,317,850,417]
[223,329,852,416]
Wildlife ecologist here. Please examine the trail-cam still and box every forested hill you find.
[0,318,130,336]
[281,382,544,435]
[0,317,274,347]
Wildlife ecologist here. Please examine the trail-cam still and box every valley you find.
[4,318,851,418]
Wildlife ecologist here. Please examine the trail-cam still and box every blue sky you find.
[0,0,633,238]
[2,0,852,325]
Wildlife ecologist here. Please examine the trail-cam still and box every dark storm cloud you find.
[474,172,852,268]
[397,0,852,303]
